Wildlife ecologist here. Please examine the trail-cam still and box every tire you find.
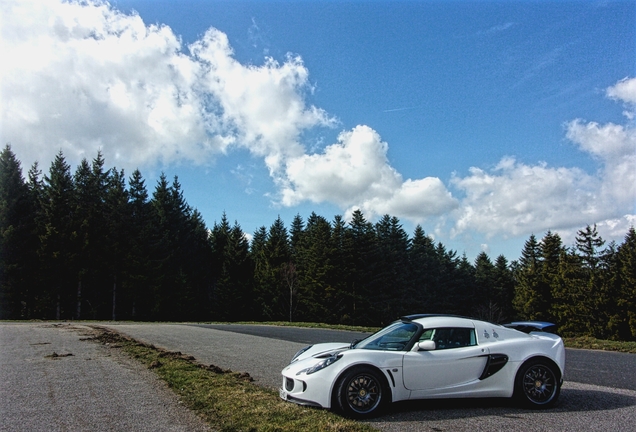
[335,366,388,418]
[514,358,561,408]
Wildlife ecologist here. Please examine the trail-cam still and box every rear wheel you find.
[514,359,561,408]
[335,367,388,418]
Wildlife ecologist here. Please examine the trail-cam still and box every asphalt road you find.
[0,323,210,432]
[3,322,635,432]
[102,322,636,432]
[192,323,636,391]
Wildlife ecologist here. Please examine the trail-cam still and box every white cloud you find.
[606,76,636,105]
[1,0,331,171]
[566,119,636,210]
[281,125,458,221]
[451,157,600,237]
[451,77,636,239]
[190,28,334,174]
[607,76,636,120]
[2,0,634,247]
[2,0,211,167]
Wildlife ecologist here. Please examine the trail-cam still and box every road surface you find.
[0,323,210,432]
[102,322,636,432]
[3,322,635,432]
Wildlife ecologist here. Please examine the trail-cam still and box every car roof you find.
[402,314,478,328]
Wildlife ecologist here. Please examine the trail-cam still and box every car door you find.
[402,327,488,391]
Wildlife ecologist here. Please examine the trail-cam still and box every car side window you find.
[356,322,419,351]
[419,329,434,341]
[422,327,476,350]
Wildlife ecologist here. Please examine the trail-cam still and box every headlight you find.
[303,354,342,375]
[291,345,313,363]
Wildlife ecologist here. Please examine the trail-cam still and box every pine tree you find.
[473,252,496,319]
[23,162,46,317]
[602,241,623,339]
[432,243,467,315]
[537,231,564,324]
[72,153,110,318]
[574,225,608,337]
[253,216,290,320]
[211,214,252,320]
[374,215,411,323]
[126,169,153,319]
[149,174,194,320]
[576,225,605,270]
[289,214,304,259]
[0,145,32,318]
[330,215,355,324]
[179,208,213,321]
[513,234,548,320]
[295,212,335,322]
[104,168,129,320]
[348,210,380,325]
[455,253,476,316]
[493,255,515,321]
[408,225,437,313]
[40,152,76,319]
[617,227,636,339]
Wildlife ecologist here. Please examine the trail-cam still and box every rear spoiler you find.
[503,321,557,334]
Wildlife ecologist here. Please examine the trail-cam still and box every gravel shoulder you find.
[0,323,211,432]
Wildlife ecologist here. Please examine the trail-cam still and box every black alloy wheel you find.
[336,367,388,418]
[515,359,561,408]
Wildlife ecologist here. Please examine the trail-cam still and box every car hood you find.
[293,342,350,363]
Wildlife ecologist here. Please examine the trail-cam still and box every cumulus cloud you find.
[451,158,601,237]
[2,0,452,225]
[2,0,211,167]
[1,0,331,171]
[281,126,458,221]
[451,77,636,239]
[190,28,334,174]
[2,0,634,244]
[607,76,636,105]
[566,119,636,209]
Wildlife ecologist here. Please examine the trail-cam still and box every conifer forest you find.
[1,146,635,340]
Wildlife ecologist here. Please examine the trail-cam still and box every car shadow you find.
[365,387,636,423]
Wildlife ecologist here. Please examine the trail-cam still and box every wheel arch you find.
[513,355,563,408]
[516,355,562,383]
[330,363,394,408]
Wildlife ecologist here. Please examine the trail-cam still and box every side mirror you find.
[414,340,436,351]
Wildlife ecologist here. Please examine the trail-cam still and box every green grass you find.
[563,336,636,353]
[222,321,381,334]
[90,326,376,432]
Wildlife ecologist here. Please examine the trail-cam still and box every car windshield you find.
[354,322,419,351]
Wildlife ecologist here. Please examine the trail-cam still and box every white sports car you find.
[280,314,565,418]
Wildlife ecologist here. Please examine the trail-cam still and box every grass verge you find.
[215,321,381,334]
[89,326,376,432]
[563,336,636,353]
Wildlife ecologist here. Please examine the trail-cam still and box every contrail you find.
[382,106,419,113]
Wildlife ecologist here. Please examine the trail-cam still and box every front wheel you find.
[335,367,388,418]
[514,359,561,408]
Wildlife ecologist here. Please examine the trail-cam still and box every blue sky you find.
[2,0,635,261]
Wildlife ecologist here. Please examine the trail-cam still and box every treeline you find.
[1,146,634,339]
[514,227,635,340]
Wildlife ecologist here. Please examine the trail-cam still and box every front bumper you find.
[280,365,336,409]
[279,386,323,408]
